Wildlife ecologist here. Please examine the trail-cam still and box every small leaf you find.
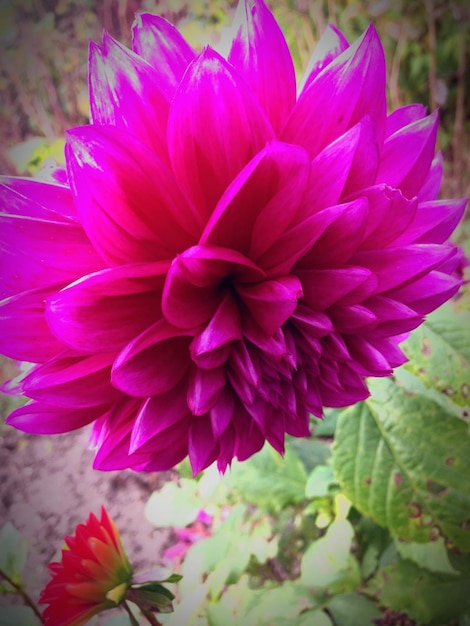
[145,479,200,528]
[402,303,470,409]
[105,581,128,604]
[367,558,470,625]
[356,517,391,580]
[217,579,319,625]
[0,522,28,584]
[288,437,331,473]
[289,609,333,626]
[227,444,307,512]
[326,592,381,626]
[127,582,175,613]
[300,519,360,592]
[305,465,337,498]
[394,537,459,575]
[311,408,339,437]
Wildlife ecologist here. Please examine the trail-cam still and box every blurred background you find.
[0,0,469,197]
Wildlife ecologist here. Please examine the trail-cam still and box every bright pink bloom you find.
[0,2,466,474]
[39,507,133,626]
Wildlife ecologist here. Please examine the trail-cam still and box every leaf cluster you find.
[144,300,470,626]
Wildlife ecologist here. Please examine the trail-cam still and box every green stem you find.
[0,568,45,624]
[140,607,163,626]
[122,600,140,626]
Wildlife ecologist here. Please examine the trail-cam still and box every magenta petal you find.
[352,185,417,251]
[188,415,219,475]
[187,366,226,415]
[210,389,235,438]
[297,267,376,310]
[232,407,265,461]
[0,177,76,221]
[0,213,103,299]
[129,383,190,453]
[376,111,438,199]
[112,321,191,397]
[131,13,195,100]
[135,442,190,472]
[0,287,64,362]
[365,296,422,337]
[168,47,274,218]
[7,400,108,434]
[22,352,119,407]
[352,244,455,293]
[387,270,461,315]
[298,118,378,219]
[329,304,377,332]
[258,199,363,276]
[344,336,392,376]
[190,293,242,362]
[46,261,169,353]
[282,24,386,158]
[66,125,199,265]
[385,103,427,138]
[230,341,261,389]
[298,24,349,94]
[228,0,296,133]
[292,305,334,338]
[392,198,467,246]
[201,141,310,257]
[162,245,264,328]
[417,152,443,202]
[89,33,169,157]
[299,197,369,268]
[237,276,303,336]
[91,398,150,470]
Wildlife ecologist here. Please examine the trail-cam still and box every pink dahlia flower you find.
[0,1,466,474]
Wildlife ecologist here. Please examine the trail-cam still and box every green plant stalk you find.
[0,567,45,623]
[122,600,140,626]
[123,600,163,626]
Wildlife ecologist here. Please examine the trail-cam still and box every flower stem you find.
[0,568,45,623]
[122,600,140,626]
[140,607,163,626]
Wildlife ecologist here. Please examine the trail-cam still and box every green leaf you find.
[394,537,459,575]
[367,558,470,625]
[227,444,307,512]
[145,479,200,527]
[288,437,331,474]
[180,502,278,604]
[207,576,315,626]
[305,465,337,499]
[402,303,470,409]
[300,519,361,592]
[355,517,391,580]
[128,582,175,613]
[311,408,339,438]
[0,606,39,626]
[288,610,333,626]
[326,593,381,626]
[332,375,470,550]
[0,522,28,585]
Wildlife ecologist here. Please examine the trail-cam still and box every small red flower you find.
[39,507,133,626]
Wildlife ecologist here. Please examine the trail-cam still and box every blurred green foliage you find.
[142,300,470,626]
[0,0,469,194]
